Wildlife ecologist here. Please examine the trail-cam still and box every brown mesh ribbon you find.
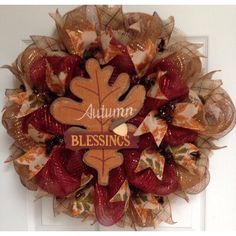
[2,104,36,151]
[96,5,126,31]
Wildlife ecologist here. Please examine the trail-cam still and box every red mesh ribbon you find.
[35,146,82,197]
[107,38,136,85]
[123,149,179,195]
[23,106,69,136]
[29,55,83,93]
[94,166,126,226]
[149,58,189,100]
[163,124,198,146]
[159,72,189,100]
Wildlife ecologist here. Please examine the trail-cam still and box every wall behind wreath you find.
[0,5,236,231]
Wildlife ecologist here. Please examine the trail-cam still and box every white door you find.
[0,5,236,231]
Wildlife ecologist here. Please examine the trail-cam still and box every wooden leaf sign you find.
[83,149,123,185]
[50,58,145,185]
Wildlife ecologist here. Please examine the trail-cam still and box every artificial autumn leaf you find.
[45,62,67,96]
[129,192,161,227]
[98,6,162,76]
[170,143,199,174]
[11,82,45,118]
[127,39,156,77]
[100,31,125,64]
[156,197,175,225]
[134,96,205,150]
[51,58,145,185]
[4,142,24,163]
[71,186,95,217]
[7,92,28,105]
[110,180,130,210]
[53,185,95,218]
[135,147,165,180]
[15,145,48,179]
[134,111,168,146]
[27,124,54,143]
[50,6,98,56]
[172,102,205,131]
[188,89,202,105]
[147,71,168,100]
[66,29,98,57]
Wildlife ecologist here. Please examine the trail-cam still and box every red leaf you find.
[163,124,198,146]
[123,149,178,195]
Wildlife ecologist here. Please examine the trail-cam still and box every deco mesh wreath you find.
[2,5,236,228]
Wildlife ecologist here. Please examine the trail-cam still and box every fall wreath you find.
[2,5,236,229]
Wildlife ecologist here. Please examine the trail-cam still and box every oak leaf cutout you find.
[50,58,145,185]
